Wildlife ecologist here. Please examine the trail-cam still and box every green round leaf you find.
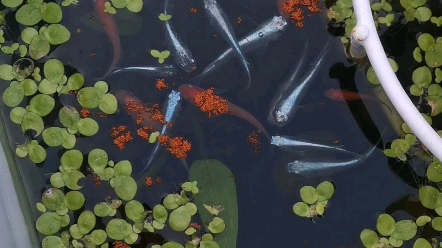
[427,161,442,183]
[292,202,310,217]
[88,148,108,172]
[169,206,191,232]
[16,3,43,26]
[208,217,225,234]
[412,66,432,88]
[163,194,179,210]
[420,185,442,209]
[21,111,44,136]
[43,24,71,45]
[94,202,111,217]
[29,94,55,117]
[0,64,14,81]
[425,43,442,68]
[106,219,132,240]
[21,27,38,44]
[42,236,64,248]
[162,242,184,248]
[315,181,334,201]
[50,172,64,188]
[300,186,317,204]
[59,106,80,129]
[61,149,83,170]
[113,176,137,201]
[114,160,132,177]
[44,59,64,83]
[127,0,143,12]
[29,35,50,60]
[360,229,379,248]
[2,0,24,8]
[99,93,118,114]
[67,73,84,90]
[42,127,68,147]
[28,143,46,163]
[42,188,66,211]
[418,33,435,51]
[91,229,107,246]
[66,191,85,211]
[416,215,431,226]
[391,220,417,241]
[78,210,96,235]
[38,79,57,94]
[153,204,168,224]
[77,87,104,109]
[94,81,108,93]
[3,83,24,107]
[376,214,395,236]
[413,238,432,248]
[41,2,62,24]
[20,79,38,96]
[62,169,85,190]
[36,212,61,235]
[77,118,99,136]
[125,200,144,222]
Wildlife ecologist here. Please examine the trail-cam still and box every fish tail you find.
[240,57,252,91]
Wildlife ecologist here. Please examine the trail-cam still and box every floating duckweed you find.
[91,229,107,245]
[41,2,63,23]
[185,202,198,216]
[43,24,71,45]
[425,43,442,68]
[98,167,114,181]
[36,212,61,235]
[16,3,43,26]
[114,160,132,177]
[316,181,335,200]
[418,33,434,51]
[10,107,25,125]
[21,27,38,44]
[153,204,168,224]
[61,0,79,6]
[414,238,432,248]
[44,59,64,83]
[376,214,395,236]
[27,140,46,163]
[300,186,318,204]
[113,176,137,201]
[42,188,67,211]
[432,217,442,231]
[158,13,172,21]
[169,206,191,232]
[163,194,179,210]
[42,127,69,147]
[29,35,50,60]
[38,79,57,94]
[21,79,38,96]
[162,242,184,248]
[185,227,196,235]
[150,49,171,64]
[94,81,109,93]
[292,202,310,217]
[59,106,80,129]
[360,229,379,247]
[125,200,145,222]
[78,210,96,234]
[67,73,84,90]
[127,0,143,13]
[77,87,105,109]
[208,217,225,234]
[426,161,442,182]
[36,202,46,213]
[416,215,432,226]
[389,237,403,247]
[200,241,220,248]
[152,220,165,230]
[77,118,99,136]
[106,218,132,240]
[42,236,64,248]
[62,169,85,190]
[149,131,160,143]
[88,149,108,172]
[412,66,432,88]
[99,93,118,114]
[61,149,83,170]
[69,224,83,239]
[390,220,417,241]
[94,202,112,217]
[3,82,24,107]
[65,191,85,211]
[203,204,224,216]
[104,1,116,14]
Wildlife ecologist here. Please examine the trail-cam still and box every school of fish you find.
[93,0,385,178]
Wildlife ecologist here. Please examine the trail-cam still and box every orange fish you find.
[94,0,121,79]
[178,84,270,139]
[114,90,162,131]
[324,89,392,114]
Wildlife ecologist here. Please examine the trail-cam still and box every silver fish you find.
[109,65,177,77]
[287,132,383,177]
[203,0,251,90]
[271,135,360,157]
[268,38,334,127]
[140,90,184,175]
[193,15,287,81]
[163,0,196,73]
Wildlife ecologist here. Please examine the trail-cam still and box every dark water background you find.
[0,0,435,247]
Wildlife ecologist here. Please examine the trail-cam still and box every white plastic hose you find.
[350,0,442,161]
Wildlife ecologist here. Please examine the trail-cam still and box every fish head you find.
[180,57,197,73]
[269,109,289,126]
[273,16,288,33]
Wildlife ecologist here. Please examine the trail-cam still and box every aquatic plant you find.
[293,181,335,219]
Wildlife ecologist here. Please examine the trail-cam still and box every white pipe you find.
[350,0,442,161]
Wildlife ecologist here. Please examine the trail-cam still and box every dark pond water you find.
[0,0,435,247]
